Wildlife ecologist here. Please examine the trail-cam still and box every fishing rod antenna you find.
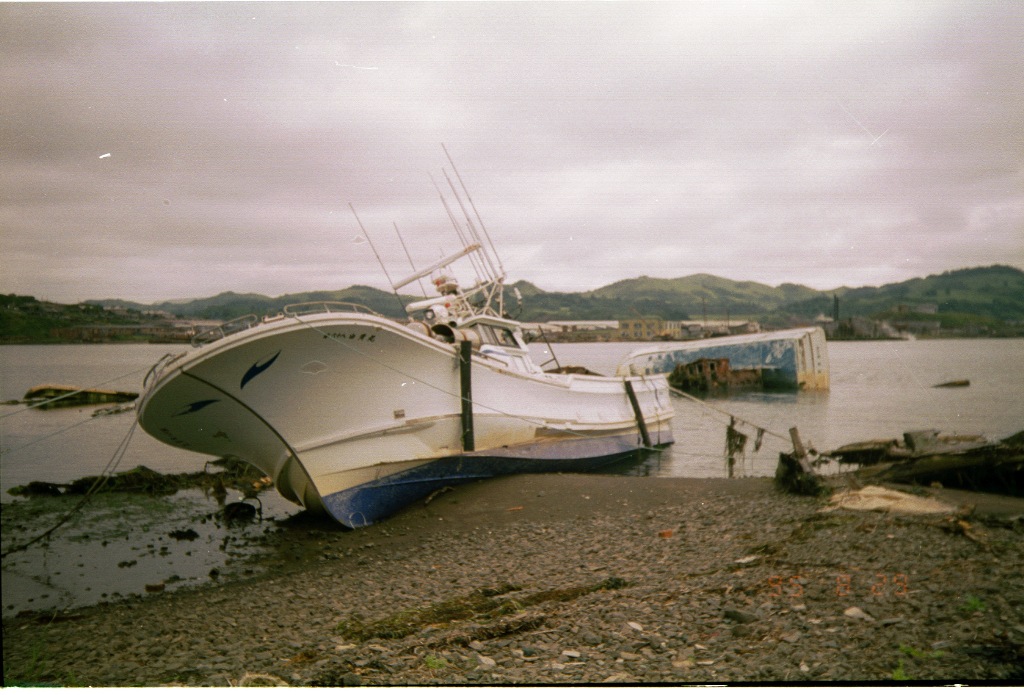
[349,203,407,317]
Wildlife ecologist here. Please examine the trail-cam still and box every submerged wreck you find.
[665,357,765,394]
[21,384,139,409]
[616,327,829,391]
[830,430,1024,497]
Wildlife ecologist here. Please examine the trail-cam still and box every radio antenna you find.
[430,172,488,283]
[349,203,406,316]
[393,221,427,297]
[442,143,506,279]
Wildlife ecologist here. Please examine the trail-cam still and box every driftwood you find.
[774,427,828,496]
[831,430,1024,497]
[775,452,826,496]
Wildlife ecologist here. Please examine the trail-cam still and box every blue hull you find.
[646,341,798,388]
[321,430,673,528]
[620,328,829,391]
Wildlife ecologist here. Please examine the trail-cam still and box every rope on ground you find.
[0,417,140,559]
[666,384,792,444]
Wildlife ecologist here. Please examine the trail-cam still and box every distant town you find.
[526,302,952,343]
[0,302,978,345]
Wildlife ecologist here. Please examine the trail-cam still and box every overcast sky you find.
[2,2,1022,304]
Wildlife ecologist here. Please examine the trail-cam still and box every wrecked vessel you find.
[137,163,674,528]
[616,326,830,391]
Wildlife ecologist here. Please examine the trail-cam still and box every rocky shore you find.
[3,473,1023,686]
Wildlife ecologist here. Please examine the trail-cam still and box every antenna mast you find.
[393,222,427,296]
[349,203,406,316]
[430,173,488,283]
[442,143,506,280]
[442,168,500,285]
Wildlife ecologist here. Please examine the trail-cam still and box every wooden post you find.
[789,426,815,475]
[777,426,824,495]
[727,417,738,478]
[624,380,652,448]
[789,427,807,459]
[459,340,475,452]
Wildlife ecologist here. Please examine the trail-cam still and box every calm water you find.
[1,344,212,505]
[2,339,1022,497]
[535,338,1023,478]
[1,339,1022,613]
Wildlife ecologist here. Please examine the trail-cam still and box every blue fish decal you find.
[241,350,281,389]
[174,399,220,417]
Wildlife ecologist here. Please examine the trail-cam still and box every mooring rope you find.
[0,413,109,457]
[665,383,793,444]
[0,414,140,559]
[0,364,150,457]
[0,366,151,419]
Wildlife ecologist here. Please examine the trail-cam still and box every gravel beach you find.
[3,473,1023,686]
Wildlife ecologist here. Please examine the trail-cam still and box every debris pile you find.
[6,457,270,500]
[828,430,1024,496]
[19,384,138,409]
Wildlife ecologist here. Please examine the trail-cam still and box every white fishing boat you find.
[137,157,674,527]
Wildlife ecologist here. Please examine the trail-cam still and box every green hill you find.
[579,274,822,319]
[60,264,1024,329]
[775,265,1024,330]
[837,265,1024,322]
[92,286,417,322]
[5,265,1022,343]
[0,294,151,344]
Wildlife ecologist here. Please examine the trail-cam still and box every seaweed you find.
[336,577,628,642]
[7,458,269,499]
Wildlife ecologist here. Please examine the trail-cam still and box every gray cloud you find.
[1,1,1021,303]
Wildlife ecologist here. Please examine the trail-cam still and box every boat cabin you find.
[420,313,539,375]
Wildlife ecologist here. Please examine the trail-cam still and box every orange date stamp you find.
[767,573,909,598]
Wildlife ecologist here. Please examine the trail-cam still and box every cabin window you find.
[476,324,498,344]
[496,328,518,347]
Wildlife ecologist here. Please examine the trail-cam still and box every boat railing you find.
[283,302,383,318]
[191,314,260,347]
[190,304,384,347]
[144,351,187,388]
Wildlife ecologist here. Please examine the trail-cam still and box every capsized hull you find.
[616,326,830,391]
[138,310,674,527]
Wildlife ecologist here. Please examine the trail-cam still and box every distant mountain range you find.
[83,264,1024,329]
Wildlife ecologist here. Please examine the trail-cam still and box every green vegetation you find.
[891,643,946,681]
[891,658,910,681]
[961,594,987,613]
[1,636,87,687]
[0,294,153,344]
[899,644,946,659]
[91,286,418,322]
[423,655,449,670]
